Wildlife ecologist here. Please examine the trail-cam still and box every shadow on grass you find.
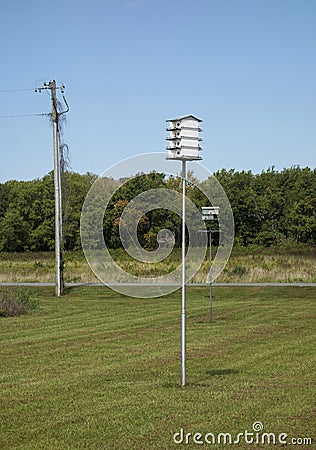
[189,368,239,387]
[162,369,239,388]
[205,368,239,377]
[193,315,229,324]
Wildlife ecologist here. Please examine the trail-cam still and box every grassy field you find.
[0,245,315,283]
[0,286,315,449]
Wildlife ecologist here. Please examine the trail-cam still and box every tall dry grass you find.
[0,246,315,283]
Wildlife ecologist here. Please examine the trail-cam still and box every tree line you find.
[0,166,315,252]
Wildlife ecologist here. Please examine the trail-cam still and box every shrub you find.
[0,288,38,317]
[230,264,248,276]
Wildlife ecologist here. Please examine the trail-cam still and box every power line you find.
[0,88,35,93]
[0,112,49,119]
[0,85,51,117]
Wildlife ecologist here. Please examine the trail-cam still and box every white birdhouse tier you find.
[166,115,203,161]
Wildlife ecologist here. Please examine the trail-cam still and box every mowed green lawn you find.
[0,286,315,449]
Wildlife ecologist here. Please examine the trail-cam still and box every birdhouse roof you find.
[166,114,202,123]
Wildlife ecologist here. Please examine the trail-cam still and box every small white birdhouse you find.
[166,115,203,161]
[202,206,220,221]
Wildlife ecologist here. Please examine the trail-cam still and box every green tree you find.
[0,209,30,251]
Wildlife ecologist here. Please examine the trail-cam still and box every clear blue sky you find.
[1,0,315,182]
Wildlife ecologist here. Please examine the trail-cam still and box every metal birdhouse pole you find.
[166,115,203,386]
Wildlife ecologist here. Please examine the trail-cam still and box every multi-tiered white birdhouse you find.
[166,115,203,161]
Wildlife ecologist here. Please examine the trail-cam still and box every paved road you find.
[1,282,316,287]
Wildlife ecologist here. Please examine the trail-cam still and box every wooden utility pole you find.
[36,80,64,296]
[51,80,63,296]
